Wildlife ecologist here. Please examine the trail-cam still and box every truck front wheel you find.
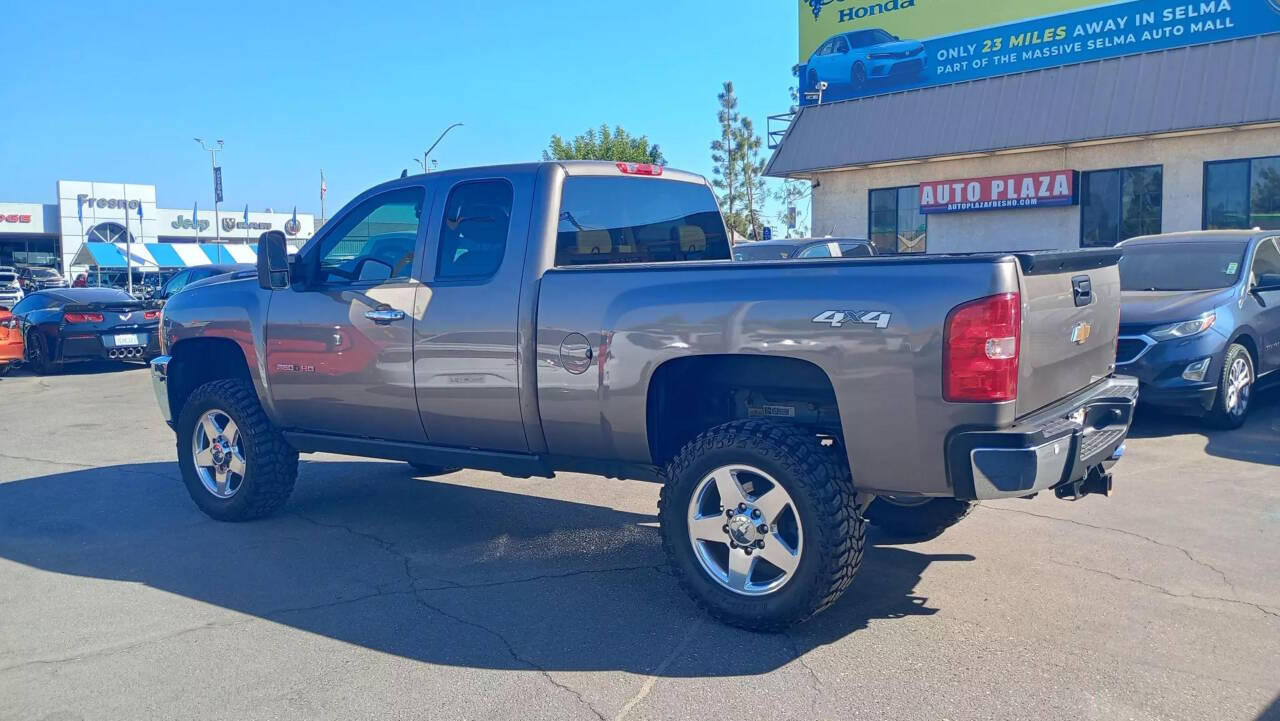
[865,496,974,542]
[658,420,864,631]
[176,379,298,521]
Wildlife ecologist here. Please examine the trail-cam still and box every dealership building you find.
[0,180,316,276]
[767,3,1280,254]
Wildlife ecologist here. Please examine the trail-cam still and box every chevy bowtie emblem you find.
[1071,321,1092,345]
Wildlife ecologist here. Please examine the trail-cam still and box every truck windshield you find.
[555,177,730,266]
[1118,241,1248,291]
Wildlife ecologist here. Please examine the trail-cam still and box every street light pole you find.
[194,138,224,242]
[422,123,462,172]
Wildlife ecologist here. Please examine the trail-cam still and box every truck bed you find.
[534,249,1120,496]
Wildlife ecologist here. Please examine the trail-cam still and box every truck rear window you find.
[555,177,730,266]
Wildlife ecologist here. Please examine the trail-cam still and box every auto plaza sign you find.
[919,170,1077,214]
[797,0,1280,105]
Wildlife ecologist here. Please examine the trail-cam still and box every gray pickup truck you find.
[151,160,1136,630]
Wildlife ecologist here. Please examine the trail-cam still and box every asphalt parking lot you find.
[1,364,1277,721]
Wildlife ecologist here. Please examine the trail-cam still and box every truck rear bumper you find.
[947,375,1138,500]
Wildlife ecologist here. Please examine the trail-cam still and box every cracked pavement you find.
[1,365,1278,721]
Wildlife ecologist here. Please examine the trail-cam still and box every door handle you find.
[364,308,406,325]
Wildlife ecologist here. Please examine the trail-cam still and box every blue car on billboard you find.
[804,28,927,92]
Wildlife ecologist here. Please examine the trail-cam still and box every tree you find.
[735,116,768,241]
[772,80,811,238]
[543,124,664,164]
[710,82,746,237]
[775,178,811,238]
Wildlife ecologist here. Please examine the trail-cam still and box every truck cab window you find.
[555,177,730,266]
[436,180,513,280]
[316,188,423,284]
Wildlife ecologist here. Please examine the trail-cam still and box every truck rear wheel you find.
[176,379,298,522]
[658,420,864,631]
[865,496,974,542]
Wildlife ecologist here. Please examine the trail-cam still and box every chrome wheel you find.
[1224,356,1251,418]
[191,409,246,499]
[687,464,803,596]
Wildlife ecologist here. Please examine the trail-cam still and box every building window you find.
[868,186,926,253]
[1204,156,1280,231]
[85,222,136,245]
[1080,166,1162,247]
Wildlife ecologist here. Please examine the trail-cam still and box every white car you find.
[0,267,23,309]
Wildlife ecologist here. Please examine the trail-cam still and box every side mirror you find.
[257,230,291,290]
[1254,273,1280,292]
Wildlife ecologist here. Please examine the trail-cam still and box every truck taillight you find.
[943,292,1020,403]
[64,312,104,324]
[616,162,663,176]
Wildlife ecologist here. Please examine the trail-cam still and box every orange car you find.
[0,307,22,375]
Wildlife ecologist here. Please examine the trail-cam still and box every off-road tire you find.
[1205,344,1253,430]
[866,497,974,542]
[407,462,460,477]
[177,379,298,521]
[658,420,864,631]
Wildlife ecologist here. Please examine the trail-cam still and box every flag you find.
[320,171,327,198]
[76,196,83,224]
[137,201,143,220]
[291,205,297,223]
[193,201,198,224]
[243,204,249,224]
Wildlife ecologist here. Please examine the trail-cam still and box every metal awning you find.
[71,242,261,269]
[766,34,1280,176]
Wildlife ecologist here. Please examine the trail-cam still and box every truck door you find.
[264,185,429,443]
[412,174,531,452]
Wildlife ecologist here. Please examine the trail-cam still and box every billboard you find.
[797,0,1280,105]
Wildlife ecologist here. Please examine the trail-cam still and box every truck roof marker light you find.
[616,162,663,176]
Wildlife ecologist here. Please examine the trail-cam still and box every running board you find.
[282,431,554,479]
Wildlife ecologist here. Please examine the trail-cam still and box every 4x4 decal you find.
[811,310,892,329]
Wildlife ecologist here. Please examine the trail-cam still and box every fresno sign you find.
[919,170,1077,214]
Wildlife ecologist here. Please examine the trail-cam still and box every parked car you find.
[734,237,876,261]
[0,267,23,309]
[805,28,926,91]
[156,263,254,301]
[1116,230,1280,428]
[151,160,1134,631]
[10,288,162,374]
[0,307,22,375]
[17,266,69,293]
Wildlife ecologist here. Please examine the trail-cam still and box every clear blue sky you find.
[0,1,799,222]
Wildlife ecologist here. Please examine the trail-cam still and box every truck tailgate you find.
[1014,250,1121,417]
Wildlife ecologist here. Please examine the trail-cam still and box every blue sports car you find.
[805,28,927,91]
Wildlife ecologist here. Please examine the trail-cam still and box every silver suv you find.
[0,266,23,309]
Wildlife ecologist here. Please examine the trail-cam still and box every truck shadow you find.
[1127,384,1279,467]
[0,460,973,677]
